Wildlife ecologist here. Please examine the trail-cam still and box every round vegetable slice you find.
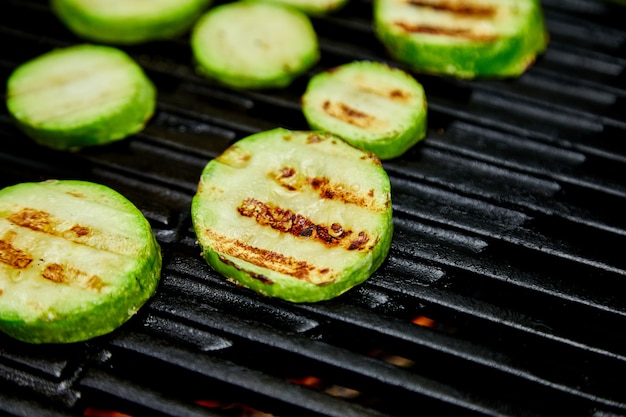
[191,128,393,303]
[6,44,156,151]
[0,180,161,344]
[302,61,427,160]
[51,0,212,45]
[373,0,549,78]
[191,1,319,89]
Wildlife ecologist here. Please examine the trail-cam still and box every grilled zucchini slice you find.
[0,180,161,344]
[302,61,427,160]
[192,128,393,303]
[373,0,548,78]
[191,1,319,89]
[5,44,156,151]
[52,0,212,45]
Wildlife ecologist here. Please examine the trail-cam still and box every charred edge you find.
[407,0,496,17]
[209,230,317,282]
[322,100,376,129]
[41,263,106,291]
[0,232,33,269]
[394,22,498,41]
[237,198,365,250]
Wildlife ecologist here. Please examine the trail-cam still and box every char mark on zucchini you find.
[203,229,331,283]
[270,167,384,210]
[0,231,32,269]
[8,208,97,241]
[394,21,498,41]
[322,100,380,130]
[406,0,495,17]
[237,198,369,250]
[41,263,107,292]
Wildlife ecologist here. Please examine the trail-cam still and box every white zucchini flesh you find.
[302,61,427,160]
[192,128,393,302]
[6,44,155,151]
[0,180,161,344]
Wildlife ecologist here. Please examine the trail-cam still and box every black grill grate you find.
[1,0,626,416]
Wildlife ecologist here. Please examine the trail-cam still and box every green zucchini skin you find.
[0,180,162,344]
[192,128,393,303]
[302,61,427,160]
[5,44,156,151]
[51,0,212,45]
[374,0,549,78]
[191,1,319,89]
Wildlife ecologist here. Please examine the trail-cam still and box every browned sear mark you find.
[208,230,319,282]
[7,207,93,242]
[8,208,53,233]
[0,231,32,269]
[355,82,413,104]
[322,100,377,129]
[390,89,411,100]
[270,167,384,211]
[42,263,66,283]
[42,263,106,292]
[307,133,324,143]
[70,225,90,237]
[237,198,368,251]
[394,22,497,41]
[407,0,495,17]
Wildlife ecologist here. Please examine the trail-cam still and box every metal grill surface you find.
[1,1,625,416]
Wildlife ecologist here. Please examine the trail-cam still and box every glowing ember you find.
[287,375,323,388]
[412,315,436,328]
[83,409,133,417]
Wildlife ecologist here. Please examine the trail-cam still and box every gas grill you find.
[1,0,625,416]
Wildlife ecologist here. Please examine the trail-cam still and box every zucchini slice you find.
[255,0,349,15]
[373,0,549,78]
[0,180,162,344]
[52,0,212,45]
[191,128,393,303]
[302,61,427,160]
[6,44,156,151]
[191,1,319,89]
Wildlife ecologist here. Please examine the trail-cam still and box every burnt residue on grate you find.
[1,0,626,416]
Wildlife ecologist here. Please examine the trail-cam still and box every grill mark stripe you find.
[394,22,498,41]
[356,84,413,104]
[406,0,496,17]
[322,100,379,129]
[5,207,131,256]
[204,229,332,283]
[270,168,386,211]
[0,231,32,269]
[237,198,370,251]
